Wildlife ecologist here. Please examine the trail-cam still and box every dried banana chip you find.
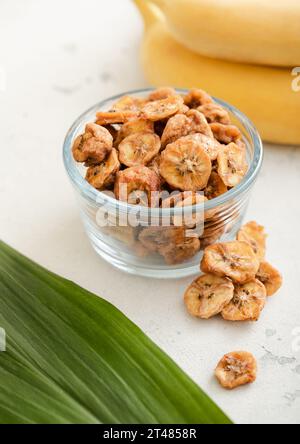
[147,87,177,101]
[204,172,228,200]
[184,274,234,319]
[173,193,207,228]
[148,154,165,187]
[112,95,144,112]
[201,241,260,283]
[115,119,154,146]
[181,134,221,161]
[210,123,241,144]
[215,351,257,389]
[221,279,266,321]
[256,261,282,296]
[185,109,213,138]
[96,110,137,125]
[184,88,213,108]
[118,132,161,167]
[159,136,211,191]
[85,148,120,190]
[198,103,231,125]
[114,166,160,207]
[141,95,184,121]
[159,237,200,265]
[138,226,186,253]
[72,123,113,164]
[217,142,248,187]
[237,221,267,261]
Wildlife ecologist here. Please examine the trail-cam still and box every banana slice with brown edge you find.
[221,279,266,321]
[201,241,260,283]
[138,226,186,252]
[198,103,231,125]
[181,133,221,161]
[85,148,120,190]
[237,221,267,261]
[161,109,212,148]
[141,95,184,121]
[256,261,283,296]
[72,123,113,164]
[112,95,145,112]
[114,166,160,207]
[118,132,161,167]
[147,86,178,101]
[159,136,212,191]
[217,142,248,187]
[184,274,234,319]
[96,96,143,125]
[159,236,200,265]
[173,193,207,228]
[210,123,242,144]
[115,118,154,147]
[215,351,257,389]
[204,172,228,200]
[183,88,213,108]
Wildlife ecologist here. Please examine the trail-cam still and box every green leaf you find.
[0,240,232,424]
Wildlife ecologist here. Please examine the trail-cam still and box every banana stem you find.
[133,0,163,28]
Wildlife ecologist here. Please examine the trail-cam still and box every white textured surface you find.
[1,0,300,425]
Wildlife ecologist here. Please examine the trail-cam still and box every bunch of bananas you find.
[134,0,300,145]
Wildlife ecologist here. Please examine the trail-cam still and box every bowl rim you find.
[63,87,263,216]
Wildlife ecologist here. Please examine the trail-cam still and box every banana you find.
[200,241,260,283]
[159,136,212,191]
[209,123,241,145]
[72,123,113,165]
[115,118,154,147]
[118,132,161,167]
[140,95,184,121]
[198,103,231,125]
[256,261,283,296]
[184,273,234,319]
[148,0,300,67]
[204,172,227,200]
[159,236,200,265]
[215,351,257,389]
[138,226,185,252]
[237,221,267,262]
[217,142,248,187]
[85,148,120,190]
[134,0,300,145]
[221,279,266,321]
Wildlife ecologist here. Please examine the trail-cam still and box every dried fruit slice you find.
[180,134,221,161]
[217,142,248,187]
[147,87,177,101]
[118,132,161,167]
[112,95,144,112]
[201,241,260,283]
[215,351,257,389]
[141,95,184,121]
[72,123,113,164]
[256,261,283,296]
[204,172,228,200]
[160,237,200,265]
[237,221,267,261]
[221,279,266,321]
[138,226,186,253]
[159,137,211,191]
[148,154,165,187]
[184,88,213,108]
[184,274,234,319]
[114,166,160,207]
[115,119,154,146]
[210,123,242,144]
[186,109,213,138]
[85,148,120,190]
[173,193,207,228]
[96,110,137,125]
[198,103,231,125]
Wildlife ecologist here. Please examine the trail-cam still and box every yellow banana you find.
[149,0,300,67]
[134,0,300,145]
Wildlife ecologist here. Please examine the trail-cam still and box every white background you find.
[1,0,300,424]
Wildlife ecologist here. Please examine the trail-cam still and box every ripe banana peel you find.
[134,0,300,145]
[149,0,300,68]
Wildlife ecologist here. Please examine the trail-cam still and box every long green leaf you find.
[0,241,231,424]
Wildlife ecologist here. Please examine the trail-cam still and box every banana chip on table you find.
[159,136,211,191]
[201,241,260,284]
[256,261,283,296]
[221,279,266,321]
[184,274,234,319]
[118,132,161,167]
[215,351,257,390]
[237,221,267,261]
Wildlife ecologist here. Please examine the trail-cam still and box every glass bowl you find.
[63,88,263,278]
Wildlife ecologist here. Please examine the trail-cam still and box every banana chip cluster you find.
[72,87,248,202]
[184,221,282,322]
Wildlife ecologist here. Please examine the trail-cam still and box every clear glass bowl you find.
[63,88,263,278]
